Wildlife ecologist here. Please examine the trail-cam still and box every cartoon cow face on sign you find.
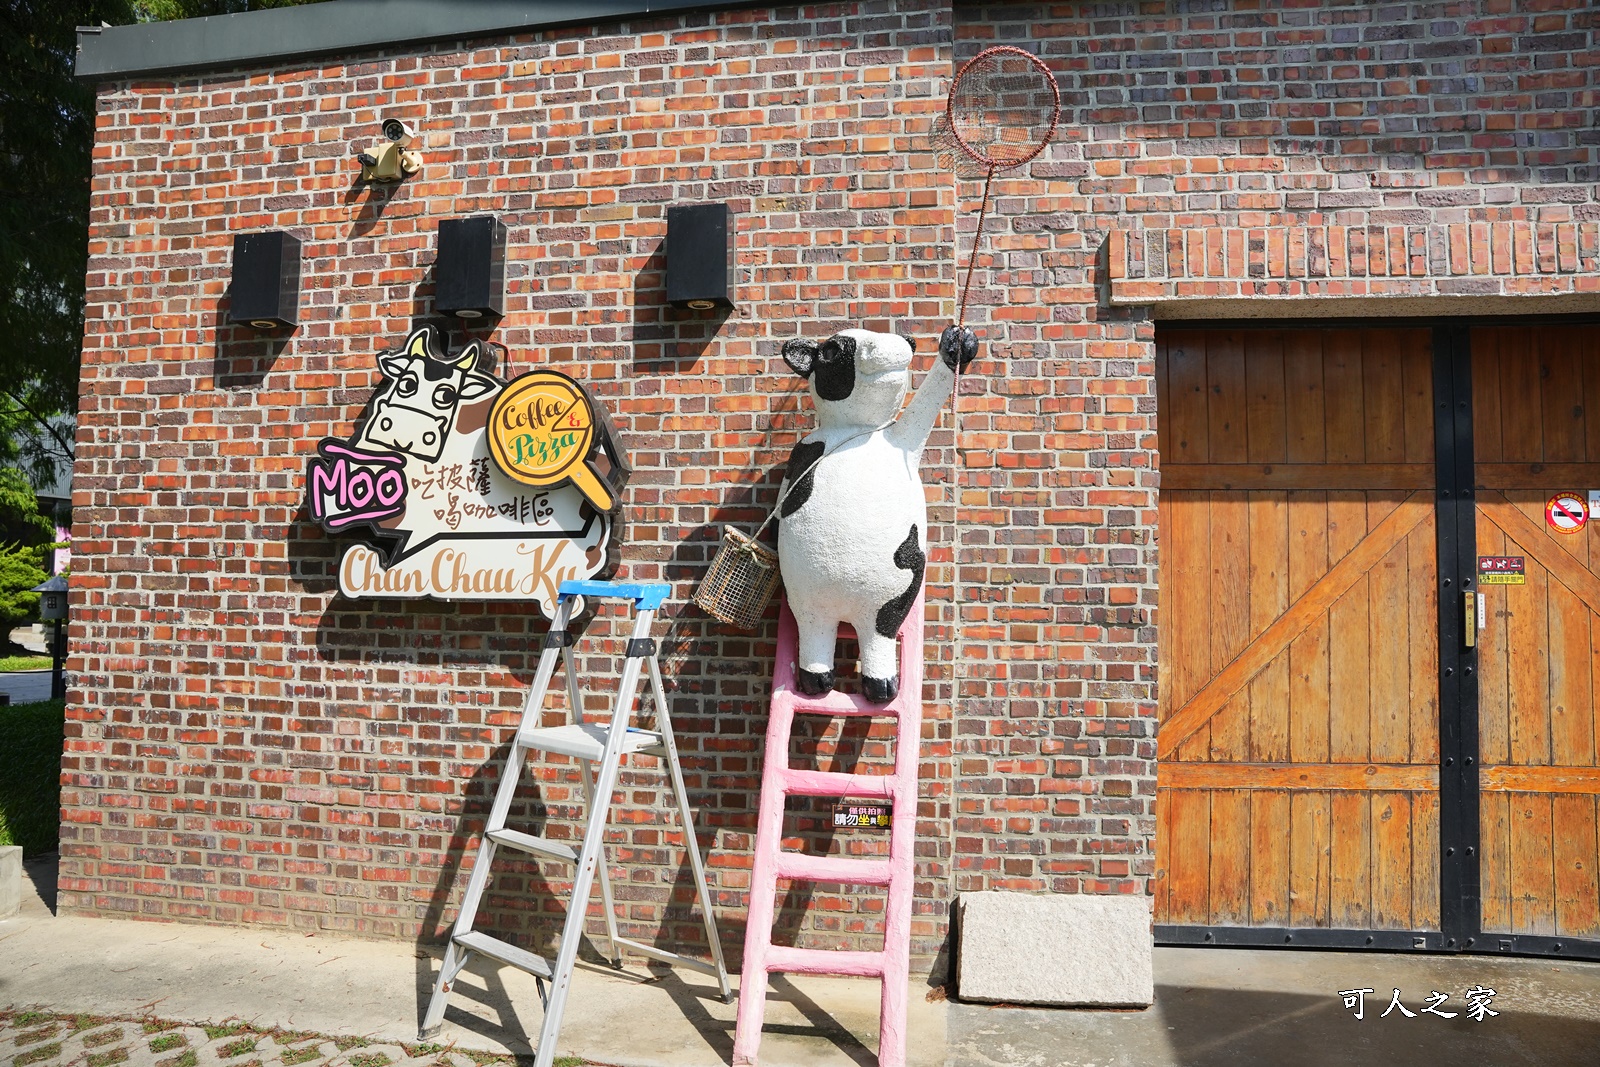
[356,327,497,462]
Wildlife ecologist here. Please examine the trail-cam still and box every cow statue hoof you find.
[776,327,980,704]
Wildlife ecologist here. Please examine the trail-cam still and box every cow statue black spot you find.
[777,325,980,703]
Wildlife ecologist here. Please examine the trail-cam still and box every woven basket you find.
[694,526,781,630]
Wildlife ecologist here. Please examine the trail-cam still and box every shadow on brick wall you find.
[630,240,733,370]
[345,175,407,241]
[210,293,291,390]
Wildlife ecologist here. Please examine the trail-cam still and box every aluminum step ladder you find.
[732,591,926,1067]
[420,579,731,1067]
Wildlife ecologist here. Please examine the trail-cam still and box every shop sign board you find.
[305,326,629,615]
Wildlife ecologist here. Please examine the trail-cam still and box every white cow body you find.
[775,326,976,702]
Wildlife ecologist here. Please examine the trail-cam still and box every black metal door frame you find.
[1155,316,1600,960]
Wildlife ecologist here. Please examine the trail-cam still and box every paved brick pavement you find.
[0,1012,564,1067]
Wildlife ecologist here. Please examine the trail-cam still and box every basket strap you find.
[748,419,894,542]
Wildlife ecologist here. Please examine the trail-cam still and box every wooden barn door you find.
[1471,324,1600,954]
[1154,327,1445,946]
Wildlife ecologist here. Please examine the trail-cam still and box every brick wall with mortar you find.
[62,0,1600,977]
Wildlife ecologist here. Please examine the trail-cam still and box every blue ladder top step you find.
[559,579,670,609]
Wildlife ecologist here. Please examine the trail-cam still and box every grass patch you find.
[86,1049,128,1067]
[402,1046,444,1058]
[0,699,65,855]
[66,1015,106,1033]
[142,1022,182,1035]
[147,1034,186,1054]
[12,1042,62,1067]
[202,1024,248,1041]
[331,1038,368,1052]
[553,1058,585,1067]
[14,1029,58,1048]
[81,1030,123,1049]
[12,1013,50,1028]
[218,1038,257,1058]
[346,1055,388,1067]
[278,1047,322,1066]
[156,1051,197,1067]
[0,656,52,672]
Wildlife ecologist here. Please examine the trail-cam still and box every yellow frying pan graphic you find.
[487,369,616,511]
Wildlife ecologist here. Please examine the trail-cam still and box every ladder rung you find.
[764,945,884,978]
[775,688,909,718]
[487,828,577,863]
[452,930,553,980]
[781,769,895,799]
[519,722,666,761]
[774,852,893,886]
[611,936,720,977]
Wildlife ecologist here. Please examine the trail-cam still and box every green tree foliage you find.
[0,540,49,630]
[0,0,328,490]
[0,467,56,546]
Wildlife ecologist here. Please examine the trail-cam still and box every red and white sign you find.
[1546,493,1588,534]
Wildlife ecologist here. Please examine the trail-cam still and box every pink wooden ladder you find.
[732,592,925,1067]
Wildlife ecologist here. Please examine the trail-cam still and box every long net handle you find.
[955,164,997,331]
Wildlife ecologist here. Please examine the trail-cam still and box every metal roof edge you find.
[74,0,752,82]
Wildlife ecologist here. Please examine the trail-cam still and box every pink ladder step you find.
[732,593,925,1067]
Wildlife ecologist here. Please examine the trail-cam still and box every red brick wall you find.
[63,0,1600,976]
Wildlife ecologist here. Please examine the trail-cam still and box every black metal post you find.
[51,617,64,700]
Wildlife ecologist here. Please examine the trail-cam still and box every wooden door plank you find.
[1553,795,1600,937]
[1209,790,1251,925]
[1207,331,1249,464]
[1155,784,1173,923]
[1508,545,1553,767]
[1161,492,1214,717]
[1161,463,1432,491]
[1583,325,1600,462]
[1330,791,1372,928]
[1328,493,1371,764]
[1157,338,1172,467]
[1210,491,1252,765]
[1499,327,1543,462]
[1249,789,1291,925]
[1284,331,1326,464]
[1407,517,1439,764]
[1159,494,1429,758]
[1288,792,1331,927]
[1548,571,1595,770]
[1371,791,1413,930]
[1289,491,1331,764]
[1478,515,1512,767]
[1245,330,1288,465]
[1401,332,1434,465]
[1477,463,1600,490]
[1472,326,1505,465]
[1362,329,1405,464]
[1248,492,1290,763]
[1159,762,1437,791]
[1369,533,1410,763]
[1165,788,1211,924]
[1324,332,1366,464]
[1165,330,1210,466]
[1508,792,1556,936]
[1482,765,1600,792]
[1539,333,1586,463]
[1412,790,1441,930]
[1481,791,1512,933]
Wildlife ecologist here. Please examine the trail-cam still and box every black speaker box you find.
[436,215,507,320]
[666,203,735,308]
[228,230,301,330]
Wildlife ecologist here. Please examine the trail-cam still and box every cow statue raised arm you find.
[776,325,979,703]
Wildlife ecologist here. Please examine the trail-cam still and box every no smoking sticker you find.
[1546,492,1587,534]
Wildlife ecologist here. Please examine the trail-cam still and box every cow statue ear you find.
[403,324,440,361]
[782,339,818,379]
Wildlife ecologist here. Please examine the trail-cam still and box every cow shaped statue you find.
[356,326,497,462]
[776,325,979,703]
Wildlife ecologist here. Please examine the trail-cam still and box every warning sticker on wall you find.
[1546,492,1588,534]
[1478,556,1526,585]
[832,802,891,830]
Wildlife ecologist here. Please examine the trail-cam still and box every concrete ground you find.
[5,855,1599,1066]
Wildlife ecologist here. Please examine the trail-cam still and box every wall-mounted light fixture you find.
[228,230,301,331]
[667,203,735,310]
[436,215,507,321]
[356,117,423,183]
